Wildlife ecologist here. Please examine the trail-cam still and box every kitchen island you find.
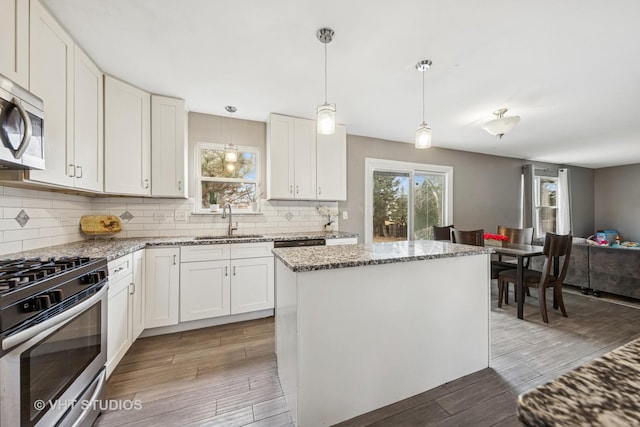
[273,240,492,426]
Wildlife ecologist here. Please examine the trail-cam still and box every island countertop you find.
[273,239,493,272]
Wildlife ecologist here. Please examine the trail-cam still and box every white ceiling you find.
[42,0,640,169]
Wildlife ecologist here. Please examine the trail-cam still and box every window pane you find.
[201,182,256,209]
[538,207,557,235]
[538,178,557,207]
[201,149,257,180]
[414,173,444,240]
[372,171,409,242]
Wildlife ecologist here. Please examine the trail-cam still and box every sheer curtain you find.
[557,168,572,234]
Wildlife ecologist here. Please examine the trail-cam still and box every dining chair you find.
[491,226,535,303]
[433,224,454,241]
[497,232,572,323]
[451,228,484,246]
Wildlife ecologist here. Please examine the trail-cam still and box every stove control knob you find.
[48,289,63,304]
[34,295,51,310]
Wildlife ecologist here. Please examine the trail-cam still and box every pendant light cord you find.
[324,42,328,104]
[422,69,425,123]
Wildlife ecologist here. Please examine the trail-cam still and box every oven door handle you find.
[71,368,106,427]
[2,284,107,351]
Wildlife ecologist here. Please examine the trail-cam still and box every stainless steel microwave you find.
[0,73,45,169]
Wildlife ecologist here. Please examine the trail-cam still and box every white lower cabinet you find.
[145,247,180,328]
[180,242,274,321]
[230,256,274,314]
[106,253,134,378]
[180,259,230,321]
[131,249,145,340]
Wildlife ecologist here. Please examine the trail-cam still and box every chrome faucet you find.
[221,203,238,236]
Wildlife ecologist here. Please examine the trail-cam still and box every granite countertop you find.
[273,240,493,272]
[2,231,357,262]
[517,337,640,426]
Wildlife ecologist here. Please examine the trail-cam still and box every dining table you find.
[492,242,545,319]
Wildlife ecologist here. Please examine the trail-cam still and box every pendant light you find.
[481,108,520,139]
[317,27,335,135]
[415,60,432,149]
[224,105,238,164]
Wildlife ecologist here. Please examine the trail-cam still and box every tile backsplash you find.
[0,185,340,255]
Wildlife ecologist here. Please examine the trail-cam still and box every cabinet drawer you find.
[108,254,133,283]
[230,242,275,259]
[181,244,230,262]
[108,272,133,298]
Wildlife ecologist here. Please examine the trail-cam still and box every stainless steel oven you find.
[0,73,45,170]
[0,258,108,427]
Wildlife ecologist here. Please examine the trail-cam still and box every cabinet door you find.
[73,46,103,192]
[151,95,186,197]
[293,118,317,199]
[107,273,133,378]
[29,0,75,187]
[145,247,179,328]
[131,249,145,340]
[0,0,29,87]
[180,260,231,321]
[231,256,274,314]
[266,114,295,199]
[104,75,151,195]
[316,124,346,201]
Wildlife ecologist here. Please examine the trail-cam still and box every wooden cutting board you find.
[80,215,122,235]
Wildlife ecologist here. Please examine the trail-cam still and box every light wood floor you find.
[96,284,640,427]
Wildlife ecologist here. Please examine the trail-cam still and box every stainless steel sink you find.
[194,234,263,240]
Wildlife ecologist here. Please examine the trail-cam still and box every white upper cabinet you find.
[72,46,103,192]
[104,75,151,195]
[28,0,75,187]
[0,0,29,87]
[267,113,346,201]
[316,124,346,201]
[151,95,187,198]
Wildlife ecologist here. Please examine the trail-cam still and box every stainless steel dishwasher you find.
[273,238,326,248]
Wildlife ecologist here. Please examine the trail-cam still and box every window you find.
[523,165,571,240]
[365,158,453,243]
[534,176,558,238]
[196,143,258,213]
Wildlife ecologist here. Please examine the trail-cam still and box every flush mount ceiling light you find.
[481,108,521,139]
[415,59,432,149]
[317,27,335,135]
[224,105,238,165]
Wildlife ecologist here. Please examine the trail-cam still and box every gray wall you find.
[594,164,640,241]
[339,134,595,240]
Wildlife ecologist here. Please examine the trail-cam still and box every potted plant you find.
[209,192,219,212]
[249,191,263,213]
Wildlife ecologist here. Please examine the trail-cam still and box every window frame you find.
[194,142,260,214]
[364,158,453,244]
[533,175,559,239]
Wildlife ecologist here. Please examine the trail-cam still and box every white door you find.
[104,75,151,195]
[231,256,274,314]
[267,114,295,199]
[0,0,29,87]
[151,95,186,197]
[180,260,231,321]
[107,273,133,377]
[145,248,179,328]
[29,0,75,187]
[293,118,317,199]
[73,46,103,192]
[131,249,145,340]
